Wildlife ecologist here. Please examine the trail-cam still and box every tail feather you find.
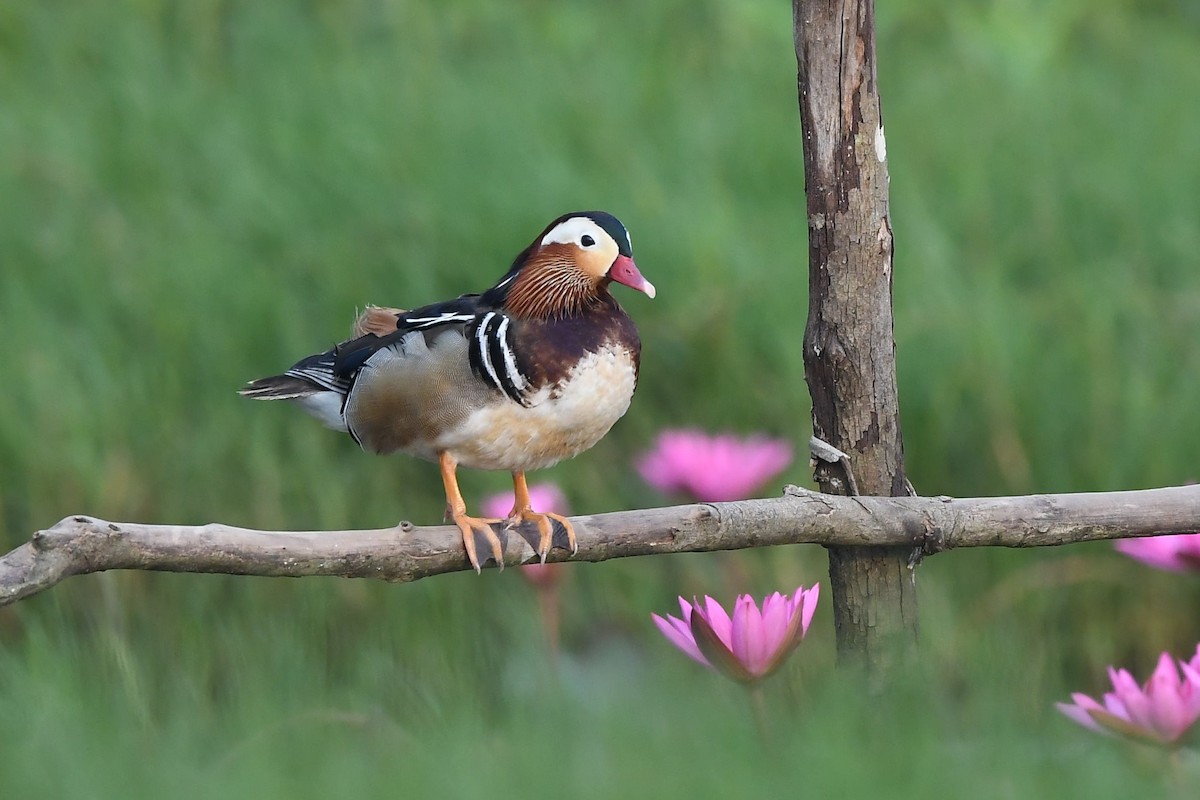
[240,347,351,398]
[239,373,349,432]
[241,349,352,431]
[238,374,324,400]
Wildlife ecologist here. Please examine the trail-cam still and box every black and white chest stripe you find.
[467,311,530,405]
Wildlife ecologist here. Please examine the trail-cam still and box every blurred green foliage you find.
[2,0,1200,795]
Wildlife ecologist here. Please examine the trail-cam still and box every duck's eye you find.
[580,234,596,248]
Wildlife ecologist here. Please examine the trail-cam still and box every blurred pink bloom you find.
[1057,645,1200,747]
[481,483,570,521]
[516,562,558,589]
[1114,534,1200,573]
[652,585,819,684]
[636,430,793,502]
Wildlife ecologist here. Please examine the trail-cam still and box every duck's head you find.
[498,211,655,319]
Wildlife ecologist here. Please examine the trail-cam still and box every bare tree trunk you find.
[793,0,917,672]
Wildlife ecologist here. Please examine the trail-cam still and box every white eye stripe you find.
[540,217,609,248]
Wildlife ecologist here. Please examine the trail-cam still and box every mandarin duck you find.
[240,211,654,572]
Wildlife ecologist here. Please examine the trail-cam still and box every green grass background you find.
[3,0,1200,795]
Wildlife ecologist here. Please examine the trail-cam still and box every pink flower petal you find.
[1179,661,1200,720]
[1153,652,1182,693]
[1146,654,1188,740]
[759,593,790,653]
[689,604,756,683]
[768,588,817,675]
[798,584,820,634]
[1115,534,1200,573]
[651,611,709,668]
[1102,691,1129,720]
[678,596,695,621]
[731,595,771,675]
[1087,706,1173,745]
[1057,694,1110,735]
[1109,666,1153,730]
[1180,661,1200,687]
[699,595,735,650]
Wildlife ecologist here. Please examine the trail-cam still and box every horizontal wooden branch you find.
[2,484,1197,607]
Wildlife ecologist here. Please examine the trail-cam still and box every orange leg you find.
[439,452,504,573]
[509,471,577,562]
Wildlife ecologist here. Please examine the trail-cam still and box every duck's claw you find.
[508,510,576,563]
[451,511,505,573]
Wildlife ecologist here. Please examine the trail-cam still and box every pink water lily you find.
[1114,534,1200,573]
[1057,645,1200,747]
[635,430,793,502]
[652,585,819,684]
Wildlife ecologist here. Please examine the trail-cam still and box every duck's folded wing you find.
[332,294,486,377]
[240,295,493,434]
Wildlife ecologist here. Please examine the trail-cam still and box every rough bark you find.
[794,0,915,671]
[2,484,1197,607]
